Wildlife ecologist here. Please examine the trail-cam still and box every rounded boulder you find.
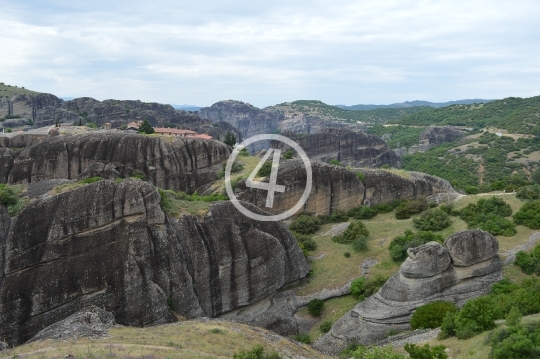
[444,229,498,266]
[401,241,451,278]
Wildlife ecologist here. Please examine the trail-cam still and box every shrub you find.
[137,119,154,134]
[233,345,282,359]
[404,343,448,359]
[348,345,406,359]
[333,220,369,244]
[372,199,404,213]
[513,200,540,229]
[411,302,456,329]
[293,333,311,344]
[224,131,236,147]
[515,244,540,275]
[489,322,540,359]
[352,236,368,252]
[459,196,516,236]
[293,233,317,252]
[355,172,365,182]
[257,161,272,177]
[465,185,479,194]
[238,147,250,157]
[307,299,324,316]
[283,150,293,159]
[77,176,103,184]
[289,214,320,235]
[516,184,540,200]
[318,210,349,224]
[347,205,377,220]
[381,164,391,169]
[0,184,19,206]
[319,320,333,333]
[395,197,429,220]
[413,208,451,231]
[329,159,343,166]
[86,121,98,129]
[350,275,388,301]
[344,252,351,258]
[388,230,444,262]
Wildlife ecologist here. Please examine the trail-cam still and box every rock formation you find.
[236,159,364,216]
[273,128,403,168]
[0,179,308,345]
[419,126,468,146]
[0,132,231,194]
[28,305,116,342]
[314,229,502,354]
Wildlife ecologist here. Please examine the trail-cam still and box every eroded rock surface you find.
[314,230,502,354]
[273,128,403,168]
[419,126,468,146]
[0,132,231,193]
[0,179,308,345]
[236,160,364,216]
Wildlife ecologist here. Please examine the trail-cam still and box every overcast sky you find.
[1,0,539,107]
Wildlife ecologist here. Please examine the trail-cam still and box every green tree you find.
[224,131,237,146]
[404,343,448,359]
[411,302,456,330]
[333,220,370,244]
[138,119,155,134]
[307,299,324,316]
[413,209,451,231]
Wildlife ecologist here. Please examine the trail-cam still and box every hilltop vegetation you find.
[392,96,540,135]
[0,82,39,97]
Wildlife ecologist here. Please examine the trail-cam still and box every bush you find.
[459,196,516,236]
[348,345,406,359]
[283,150,293,159]
[224,131,236,147]
[289,214,320,235]
[319,320,333,333]
[388,230,444,262]
[395,197,429,219]
[0,184,18,206]
[350,275,388,301]
[515,244,540,275]
[410,302,456,330]
[257,161,272,177]
[137,119,154,134]
[293,233,317,252]
[513,200,540,229]
[355,172,364,182]
[489,322,540,359]
[307,299,324,316]
[347,205,378,220]
[516,184,540,200]
[465,185,479,194]
[86,121,98,129]
[344,252,351,258]
[332,220,369,244]
[238,147,250,157]
[233,345,282,359]
[413,208,451,231]
[352,236,368,252]
[404,343,448,359]
[329,159,343,166]
[318,210,349,224]
[293,333,311,344]
[77,176,103,184]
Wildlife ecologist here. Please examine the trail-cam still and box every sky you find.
[1,0,539,108]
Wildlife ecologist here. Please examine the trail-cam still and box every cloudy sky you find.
[1,0,539,107]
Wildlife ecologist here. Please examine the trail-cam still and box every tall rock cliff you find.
[0,179,309,345]
[273,128,403,168]
[0,132,231,194]
[313,230,502,354]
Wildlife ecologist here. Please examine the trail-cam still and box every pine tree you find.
[224,131,236,147]
[138,120,155,134]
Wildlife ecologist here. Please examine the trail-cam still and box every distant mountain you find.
[337,99,494,111]
[171,104,202,111]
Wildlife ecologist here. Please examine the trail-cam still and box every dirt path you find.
[501,231,540,265]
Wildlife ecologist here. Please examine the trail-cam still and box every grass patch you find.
[159,189,227,217]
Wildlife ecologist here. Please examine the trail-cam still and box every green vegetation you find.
[319,320,333,333]
[439,277,540,340]
[332,220,370,245]
[342,343,447,359]
[413,208,451,231]
[515,244,540,275]
[224,131,237,146]
[283,150,293,159]
[411,302,457,329]
[389,230,444,261]
[350,275,388,301]
[404,343,448,359]
[458,196,516,236]
[233,345,282,359]
[0,82,39,97]
[516,184,540,200]
[0,183,19,206]
[394,96,540,134]
[488,318,540,359]
[289,214,320,235]
[0,183,27,216]
[348,205,378,220]
[368,124,425,148]
[293,333,312,344]
[307,299,325,316]
[395,197,429,219]
[257,160,272,177]
[159,189,227,217]
[329,159,343,166]
[85,121,98,129]
[78,176,103,184]
[513,200,540,229]
[137,119,154,134]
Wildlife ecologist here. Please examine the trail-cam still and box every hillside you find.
[0,82,40,97]
[338,98,493,111]
[392,96,540,135]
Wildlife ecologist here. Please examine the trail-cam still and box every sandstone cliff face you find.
[0,179,308,345]
[360,169,456,206]
[314,229,502,354]
[0,132,231,194]
[236,160,364,216]
[419,126,467,146]
[274,128,403,168]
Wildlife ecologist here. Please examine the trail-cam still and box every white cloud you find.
[1,0,539,106]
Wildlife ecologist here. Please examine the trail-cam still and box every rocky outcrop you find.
[28,306,115,342]
[0,133,49,148]
[235,160,364,216]
[273,128,403,168]
[0,132,231,193]
[360,169,456,206]
[314,230,502,354]
[0,179,308,345]
[419,126,467,146]
[199,100,284,152]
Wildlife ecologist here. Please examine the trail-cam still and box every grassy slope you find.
[0,82,39,98]
[2,320,329,359]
